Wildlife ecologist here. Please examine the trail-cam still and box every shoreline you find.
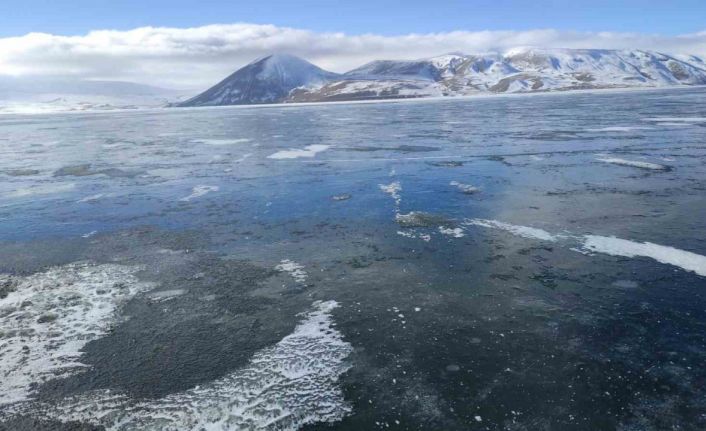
[2,84,705,117]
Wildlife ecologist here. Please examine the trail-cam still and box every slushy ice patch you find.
[0,263,154,405]
[6,301,353,431]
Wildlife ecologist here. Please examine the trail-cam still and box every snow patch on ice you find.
[379,181,402,207]
[147,289,187,302]
[76,193,105,203]
[464,219,559,242]
[586,126,652,132]
[438,227,465,238]
[267,144,331,160]
[643,117,706,123]
[396,230,431,242]
[0,263,154,405]
[581,236,706,277]
[179,185,219,202]
[192,138,252,145]
[275,259,308,284]
[597,157,668,171]
[6,301,353,430]
[6,183,75,199]
[450,181,480,194]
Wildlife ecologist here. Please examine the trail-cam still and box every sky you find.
[4,0,706,37]
[1,0,705,89]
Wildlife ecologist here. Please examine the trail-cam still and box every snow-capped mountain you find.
[177,54,339,107]
[178,48,706,106]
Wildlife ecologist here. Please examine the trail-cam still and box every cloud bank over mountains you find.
[1,23,705,89]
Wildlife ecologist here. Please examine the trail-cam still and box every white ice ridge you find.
[464,219,560,242]
[0,263,154,405]
[179,185,219,201]
[379,181,402,208]
[596,157,668,171]
[464,218,706,277]
[582,236,706,277]
[275,259,308,284]
[8,301,353,431]
[267,144,330,159]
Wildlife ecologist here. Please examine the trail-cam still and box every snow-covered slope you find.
[0,78,186,114]
[177,54,340,106]
[177,49,706,106]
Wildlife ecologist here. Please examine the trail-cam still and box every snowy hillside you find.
[179,49,706,106]
[0,78,185,114]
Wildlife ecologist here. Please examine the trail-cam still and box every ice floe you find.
[0,263,154,405]
[267,144,331,159]
[5,301,353,430]
[275,259,308,284]
[596,157,669,171]
[180,185,219,202]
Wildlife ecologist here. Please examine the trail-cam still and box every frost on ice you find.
[6,301,353,431]
[275,259,308,284]
[0,263,154,405]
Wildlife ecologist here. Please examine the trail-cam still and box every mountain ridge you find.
[177,48,706,107]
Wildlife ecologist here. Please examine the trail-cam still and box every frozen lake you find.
[1,87,706,430]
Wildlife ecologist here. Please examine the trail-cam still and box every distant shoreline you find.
[2,84,705,116]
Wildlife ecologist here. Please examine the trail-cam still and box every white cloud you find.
[0,23,705,89]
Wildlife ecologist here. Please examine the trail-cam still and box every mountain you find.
[177,49,706,106]
[177,54,339,107]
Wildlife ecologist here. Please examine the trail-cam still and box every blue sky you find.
[2,1,705,88]
[2,0,705,37]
